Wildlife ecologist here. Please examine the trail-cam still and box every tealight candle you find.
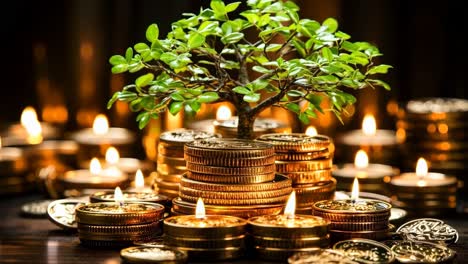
[389,158,458,216]
[332,150,398,195]
[76,187,165,247]
[90,186,170,211]
[70,114,136,162]
[187,105,232,133]
[127,169,153,193]
[247,192,331,261]
[163,198,247,261]
[335,114,398,165]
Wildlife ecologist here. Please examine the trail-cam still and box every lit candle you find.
[332,150,398,195]
[163,198,247,261]
[305,126,318,137]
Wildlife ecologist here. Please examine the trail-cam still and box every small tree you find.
[107,0,392,139]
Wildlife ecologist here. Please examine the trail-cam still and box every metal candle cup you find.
[90,191,170,210]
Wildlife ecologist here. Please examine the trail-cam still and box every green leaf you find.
[366,64,393,75]
[298,112,310,124]
[335,31,350,40]
[117,91,138,102]
[188,100,201,112]
[141,96,156,109]
[137,112,151,129]
[323,18,338,33]
[188,32,206,49]
[211,0,226,16]
[305,94,323,106]
[169,101,183,115]
[197,92,220,103]
[109,55,127,66]
[287,90,305,97]
[134,43,150,53]
[129,98,142,112]
[225,2,241,12]
[285,102,300,114]
[170,93,185,101]
[125,48,133,62]
[244,93,261,103]
[107,92,119,109]
[135,73,154,88]
[321,47,333,62]
[199,21,219,35]
[112,64,128,74]
[252,65,271,74]
[233,86,251,95]
[160,52,178,65]
[146,24,159,43]
[369,79,391,90]
[221,32,244,44]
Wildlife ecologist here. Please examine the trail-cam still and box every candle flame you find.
[416,158,428,178]
[114,187,124,206]
[135,169,145,189]
[216,105,232,121]
[93,114,109,135]
[284,191,296,218]
[362,114,376,136]
[20,106,38,127]
[354,150,369,169]
[351,177,359,200]
[195,197,206,219]
[90,158,102,174]
[305,126,318,136]
[105,147,120,165]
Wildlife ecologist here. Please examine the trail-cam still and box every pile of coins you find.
[76,202,164,247]
[397,98,468,186]
[313,199,393,242]
[153,129,220,198]
[164,214,247,261]
[172,138,291,218]
[213,118,290,138]
[256,133,335,214]
[0,145,32,195]
[247,215,330,261]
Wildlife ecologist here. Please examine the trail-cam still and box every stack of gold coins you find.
[164,214,247,261]
[256,133,335,214]
[0,144,31,195]
[213,118,291,138]
[76,202,165,247]
[247,215,330,261]
[313,199,393,242]
[173,138,291,218]
[154,129,220,198]
[397,98,468,192]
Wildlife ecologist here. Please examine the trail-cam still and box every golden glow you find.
[216,105,232,121]
[114,187,124,205]
[195,197,206,219]
[354,150,369,169]
[93,114,109,135]
[135,170,145,189]
[284,191,296,218]
[165,111,183,131]
[362,114,377,136]
[42,105,68,124]
[386,100,399,116]
[416,158,428,178]
[396,128,406,143]
[0,137,2,148]
[105,147,120,165]
[351,177,360,200]
[305,126,318,136]
[21,106,38,126]
[438,123,448,134]
[90,158,102,175]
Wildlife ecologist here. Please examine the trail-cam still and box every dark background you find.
[1,0,466,131]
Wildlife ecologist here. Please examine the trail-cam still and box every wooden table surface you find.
[1,194,467,264]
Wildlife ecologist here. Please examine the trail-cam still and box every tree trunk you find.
[237,111,255,139]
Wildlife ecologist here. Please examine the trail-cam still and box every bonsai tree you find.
[107,0,392,139]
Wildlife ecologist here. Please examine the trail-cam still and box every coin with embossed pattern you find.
[396,218,459,245]
[333,239,394,264]
[256,133,331,153]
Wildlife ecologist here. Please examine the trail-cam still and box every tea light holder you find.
[313,178,393,242]
[90,189,170,212]
[76,187,164,247]
[70,114,136,163]
[335,114,398,166]
[389,158,458,216]
[247,192,331,261]
[163,198,247,261]
[332,150,398,195]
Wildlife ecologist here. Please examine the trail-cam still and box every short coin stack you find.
[213,118,290,138]
[256,133,335,214]
[174,138,292,218]
[313,199,393,242]
[154,129,220,198]
[76,202,164,247]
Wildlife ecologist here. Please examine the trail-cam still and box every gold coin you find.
[120,246,188,264]
[184,153,275,167]
[159,129,221,146]
[186,162,275,175]
[78,221,161,235]
[179,192,288,206]
[252,235,330,249]
[313,210,390,223]
[284,170,333,184]
[179,185,293,200]
[275,159,333,172]
[275,149,331,161]
[157,154,186,167]
[184,138,275,158]
[157,164,186,176]
[330,224,394,242]
[155,178,180,191]
[247,215,330,238]
[172,246,244,261]
[155,173,181,183]
[254,246,328,262]
[165,234,245,249]
[296,191,336,208]
[47,199,86,230]
[330,221,389,232]
[80,237,154,248]
[164,215,246,238]
[256,133,331,153]
[156,188,179,198]
[294,179,337,195]
[180,174,291,192]
[186,171,275,184]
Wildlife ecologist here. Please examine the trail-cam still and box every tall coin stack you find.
[397,98,468,197]
[154,129,220,199]
[173,138,292,218]
[256,134,335,214]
